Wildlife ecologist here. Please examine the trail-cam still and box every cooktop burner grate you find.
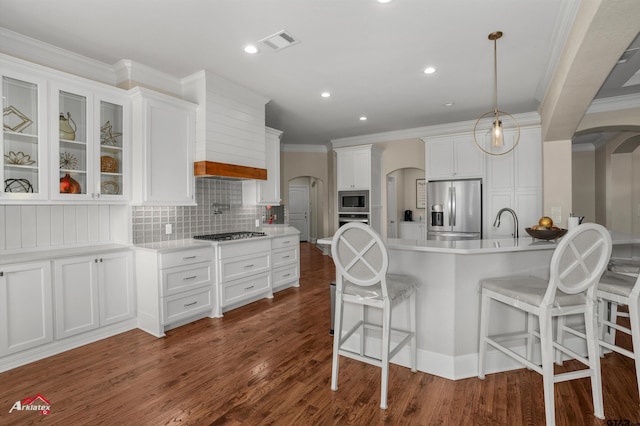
[193,231,267,241]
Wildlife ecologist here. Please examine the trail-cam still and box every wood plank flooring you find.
[1,242,639,425]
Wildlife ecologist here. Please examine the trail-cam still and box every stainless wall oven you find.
[338,213,370,227]
[338,190,369,213]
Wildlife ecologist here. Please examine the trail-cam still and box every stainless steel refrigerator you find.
[426,179,482,240]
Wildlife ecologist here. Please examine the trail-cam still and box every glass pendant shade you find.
[473,31,520,156]
[492,119,503,148]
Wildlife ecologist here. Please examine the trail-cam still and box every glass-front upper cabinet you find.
[52,82,91,200]
[96,94,128,200]
[1,72,48,201]
[51,83,128,201]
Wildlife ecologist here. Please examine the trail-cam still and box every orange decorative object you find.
[60,173,81,194]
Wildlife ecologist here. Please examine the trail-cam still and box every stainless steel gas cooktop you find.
[193,231,267,241]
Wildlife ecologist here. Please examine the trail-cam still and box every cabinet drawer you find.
[163,287,213,325]
[161,262,213,297]
[218,239,271,259]
[272,264,299,289]
[272,247,298,268]
[159,247,213,269]
[222,273,270,307]
[272,235,299,250]
[220,252,270,282]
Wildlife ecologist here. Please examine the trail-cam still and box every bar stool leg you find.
[478,291,490,380]
[380,304,392,409]
[585,300,604,418]
[410,292,417,373]
[629,301,640,401]
[331,290,344,392]
[539,311,556,426]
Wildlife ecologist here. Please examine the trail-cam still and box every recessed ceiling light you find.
[424,66,437,74]
[321,92,331,98]
[359,116,368,121]
[443,102,455,107]
[244,45,259,54]
[377,0,393,3]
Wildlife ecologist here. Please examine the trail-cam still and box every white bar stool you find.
[330,222,417,409]
[597,268,640,400]
[478,223,612,426]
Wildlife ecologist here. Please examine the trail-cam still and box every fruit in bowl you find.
[538,216,553,228]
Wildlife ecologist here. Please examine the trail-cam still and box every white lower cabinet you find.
[0,261,53,356]
[0,249,135,372]
[218,238,272,312]
[54,250,135,339]
[399,221,426,240]
[136,245,215,337]
[271,235,300,291]
[54,256,100,338]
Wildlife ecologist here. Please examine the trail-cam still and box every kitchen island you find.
[319,231,640,380]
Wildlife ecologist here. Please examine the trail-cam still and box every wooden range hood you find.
[194,161,267,180]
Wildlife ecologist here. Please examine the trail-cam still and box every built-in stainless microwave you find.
[338,190,369,213]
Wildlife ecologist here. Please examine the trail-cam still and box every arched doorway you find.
[385,167,425,238]
[572,126,640,235]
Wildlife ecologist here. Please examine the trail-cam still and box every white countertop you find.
[0,243,132,265]
[318,230,640,255]
[135,225,300,253]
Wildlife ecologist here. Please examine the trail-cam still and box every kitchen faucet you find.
[493,208,519,238]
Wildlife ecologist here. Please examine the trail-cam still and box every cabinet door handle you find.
[183,256,197,260]
[244,264,254,268]
[183,275,197,281]
[184,301,197,307]
[244,285,255,290]
[0,272,3,277]
[100,258,103,262]
[283,240,290,244]
[283,273,291,277]
[282,255,290,259]
[94,258,98,263]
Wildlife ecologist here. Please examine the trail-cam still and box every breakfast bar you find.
[319,232,640,380]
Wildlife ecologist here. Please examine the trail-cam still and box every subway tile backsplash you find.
[132,179,266,244]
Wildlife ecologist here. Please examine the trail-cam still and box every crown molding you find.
[586,93,640,114]
[0,27,116,85]
[331,112,541,148]
[282,144,328,153]
[113,59,182,96]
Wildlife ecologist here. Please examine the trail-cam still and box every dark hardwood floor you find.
[1,242,639,425]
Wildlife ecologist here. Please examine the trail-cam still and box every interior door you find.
[387,176,397,238]
[289,185,309,241]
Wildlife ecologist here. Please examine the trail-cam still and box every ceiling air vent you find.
[259,30,299,51]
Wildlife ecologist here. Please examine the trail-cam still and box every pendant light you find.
[473,31,520,156]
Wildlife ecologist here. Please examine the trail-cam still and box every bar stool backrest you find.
[331,222,388,292]
[545,223,612,305]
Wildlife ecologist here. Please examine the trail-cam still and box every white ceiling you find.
[0,0,638,147]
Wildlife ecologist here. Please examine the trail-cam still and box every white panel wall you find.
[0,205,119,250]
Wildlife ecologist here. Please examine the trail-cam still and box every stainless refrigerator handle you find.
[450,186,456,227]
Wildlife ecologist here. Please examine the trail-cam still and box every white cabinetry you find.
[399,221,426,240]
[51,82,130,202]
[271,234,300,291]
[0,261,53,355]
[424,135,484,180]
[53,250,134,339]
[218,238,272,312]
[335,145,383,233]
[136,245,215,337]
[131,87,196,206]
[1,55,130,203]
[336,147,372,190]
[242,127,283,205]
[485,127,542,238]
[1,66,48,201]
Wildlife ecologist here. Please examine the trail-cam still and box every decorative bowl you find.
[525,227,568,241]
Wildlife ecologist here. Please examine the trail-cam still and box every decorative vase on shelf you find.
[59,112,76,141]
[60,173,81,194]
